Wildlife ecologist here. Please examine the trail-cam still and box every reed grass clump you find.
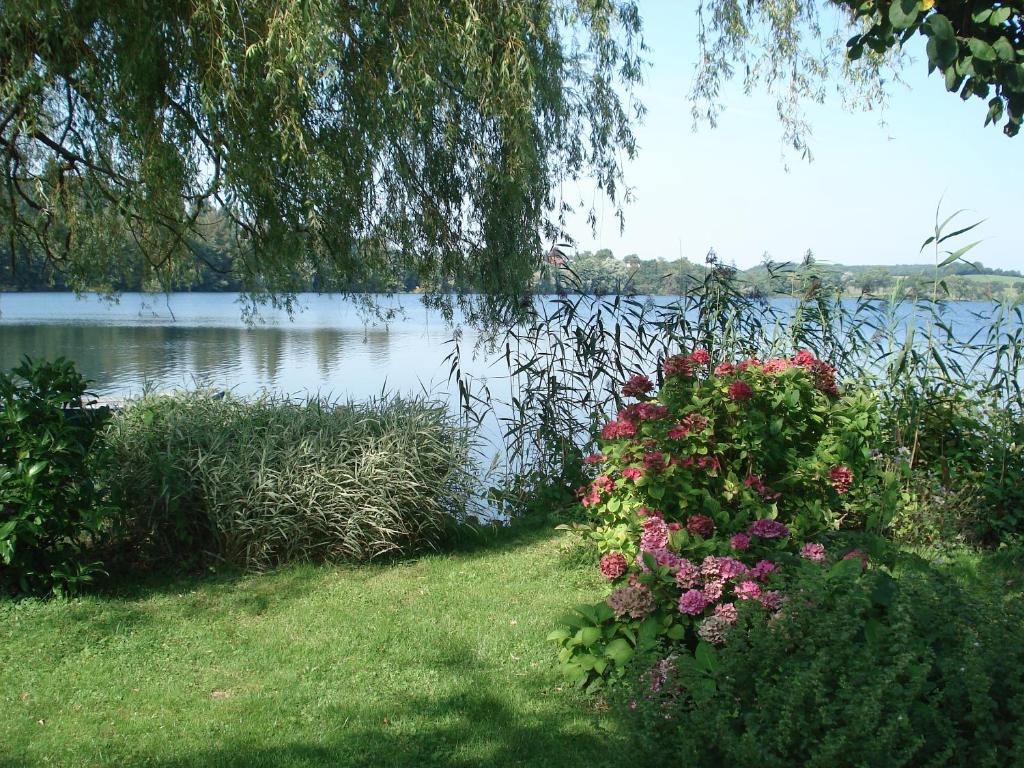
[104,392,476,568]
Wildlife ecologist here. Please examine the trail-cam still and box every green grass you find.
[0,529,628,768]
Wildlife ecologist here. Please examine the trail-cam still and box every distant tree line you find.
[3,237,1022,303]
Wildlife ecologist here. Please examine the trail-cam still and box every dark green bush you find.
[884,381,1024,543]
[103,392,477,568]
[616,549,1024,768]
[0,357,111,595]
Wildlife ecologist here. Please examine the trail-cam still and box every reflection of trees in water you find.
[310,329,346,376]
[364,328,392,366]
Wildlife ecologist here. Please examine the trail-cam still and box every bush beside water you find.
[616,547,1024,767]
[104,392,477,568]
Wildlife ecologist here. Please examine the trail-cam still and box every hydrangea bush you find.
[550,349,878,689]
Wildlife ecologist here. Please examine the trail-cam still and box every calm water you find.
[0,292,1012,407]
[0,293,476,401]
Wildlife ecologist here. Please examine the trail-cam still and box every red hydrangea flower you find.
[748,519,790,539]
[792,349,817,367]
[643,452,666,473]
[729,532,751,551]
[599,552,628,580]
[728,380,754,401]
[736,358,762,372]
[686,514,716,538]
[583,452,605,465]
[636,403,670,421]
[667,522,681,531]
[744,473,781,502]
[762,358,790,374]
[600,418,637,440]
[621,374,654,398]
[690,348,711,365]
[829,465,854,494]
[697,455,721,473]
[663,354,693,378]
[714,362,736,376]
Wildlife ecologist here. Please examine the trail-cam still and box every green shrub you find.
[884,380,1024,543]
[103,392,477,567]
[549,349,881,689]
[615,549,1024,768]
[0,357,112,595]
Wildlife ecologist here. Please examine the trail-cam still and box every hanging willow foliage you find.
[0,0,643,309]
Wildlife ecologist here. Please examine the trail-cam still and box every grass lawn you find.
[0,528,628,768]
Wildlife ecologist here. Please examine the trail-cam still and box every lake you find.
[1,291,1015,462]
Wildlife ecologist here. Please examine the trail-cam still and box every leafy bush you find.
[883,380,1024,543]
[550,349,880,688]
[0,357,112,595]
[616,548,1024,768]
[103,392,477,568]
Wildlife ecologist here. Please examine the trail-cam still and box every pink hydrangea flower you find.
[717,557,749,581]
[640,517,670,552]
[749,560,777,581]
[736,358,762,372]
[622,374,654,398]
[583,452,605,465]
[735,580,762,601]
[714,362,736,376]
[678,589,709,615]
[698,615,730,644]
[714,602,738,624]
[801,542,826,563]
[758,591,785,611]
[702,579,724,602]
[622,467,644,482]
[728,380,754,401]
[829,465,854,494]
[729,532,751,552]
[686,514,716,538]
[697,455,721,473]
[599,552,628,580]
[675,559,702,589]
[748,519,790,539]
[744,474,781,502]
[700,555,722,579]
[608,584,656,619]
[792,349,817,368]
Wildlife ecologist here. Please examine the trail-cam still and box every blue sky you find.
[564,1,1021,272]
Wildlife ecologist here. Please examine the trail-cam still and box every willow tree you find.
[0,0,642,308]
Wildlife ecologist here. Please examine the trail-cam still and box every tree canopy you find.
[1,0,642,307]
[1,1,1021,306]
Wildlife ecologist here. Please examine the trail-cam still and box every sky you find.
[563,1,1022,272]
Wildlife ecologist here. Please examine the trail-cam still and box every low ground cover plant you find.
[0,357,112,595]
[615,544,1024,768]
[550,349,879,688]
[104,392,477,568]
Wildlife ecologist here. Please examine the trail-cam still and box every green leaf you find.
[695,641,719,673]
[926,13,955,41]
[968,38,997,62]
[547,628,571,643]
[992,37,1015,62]
[871,573,898,607]
[990,6,1012,25]
[579,626,602,646]
[938,240,981,267]
[888,0,919,30]
[665,623,686,640]
[27,461,48,479]
[604,637,634,666]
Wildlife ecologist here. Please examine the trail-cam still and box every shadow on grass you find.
[113,641,627,768]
